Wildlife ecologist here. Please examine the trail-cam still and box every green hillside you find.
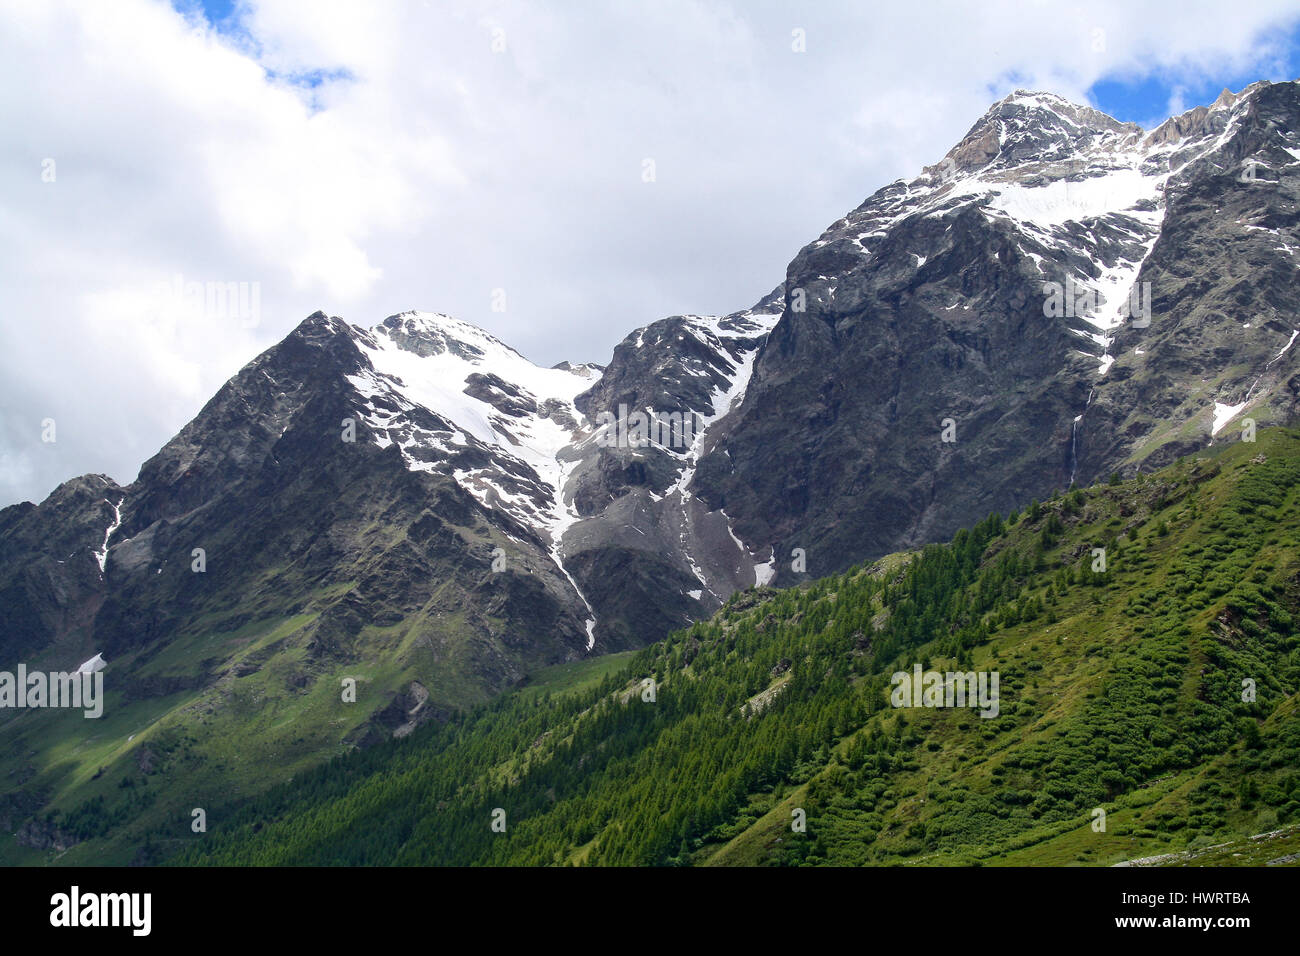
[163,429,1300,867]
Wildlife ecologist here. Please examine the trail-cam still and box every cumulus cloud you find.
[2,0,1299,505]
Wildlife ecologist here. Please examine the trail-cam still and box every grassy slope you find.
[706,434,1300,866]
[163,428,1300,867]
[0,512,573,866]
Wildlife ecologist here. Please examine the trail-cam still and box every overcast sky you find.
[3,0,1300,507]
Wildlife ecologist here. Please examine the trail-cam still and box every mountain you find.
[170,429,1300,866]
[0,301,784,860]
[4,81,1300,863]
[693,82,1300,589]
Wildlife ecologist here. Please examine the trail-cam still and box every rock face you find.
[3,81,1300,744]
[1078,82,1300,478]
[693,82,1300,585]
[1,313,595,715]
[0,473,125,665]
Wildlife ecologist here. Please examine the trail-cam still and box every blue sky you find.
[1090,19,1300,127]
[179,0,235,25]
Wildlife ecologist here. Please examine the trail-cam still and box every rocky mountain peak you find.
[930,90,1142,181]
[372,310,513,363]
[1142,79,1270,146]
[550,360,605,377]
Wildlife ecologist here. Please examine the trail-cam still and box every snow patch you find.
[1212,401,1248,436]
[1271,329,1299,363]
[981,169,1159,228]
[93,498,124,576]
[76,653,106,674]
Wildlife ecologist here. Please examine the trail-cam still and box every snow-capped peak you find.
[372,310,528,364]
[348,310,593,506]
[344,309,604,646]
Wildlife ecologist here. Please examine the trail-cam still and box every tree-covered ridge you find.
[170,430,1300,866]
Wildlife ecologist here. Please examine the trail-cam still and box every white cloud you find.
[2,0,1299,505]
[1167,85,1189,117]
